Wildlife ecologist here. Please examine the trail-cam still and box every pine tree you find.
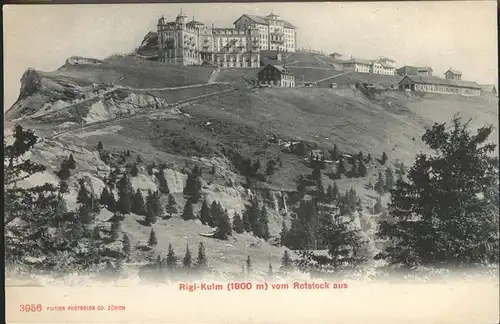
[215,208,232,240]
[376,115,499,266]
[165,243,177,271]
[199,200,211,225]
[316,179,325,202]
[332,182,339,200]
[384,167,394,192]
[165,194,177,218]
[100,187,111,207]
[183,167,202,203]
[92,225,101,241]
[331,144,340,161]
[266,159,276,175]
[57,159,71,180]
[147,228,158,247]
[380,152,388,165]
[107,168,118,190]
[246,255,252,274]
[336,158,346,178]
[131,189,145,215]
[312,163,321,180]
[257,206,270,241]
[67,154,76,169]
[232,212,244,234]
[280,250,294,274]
[58,180,69,195]
[374,172,385,195]
[350,159,358,178]
[210,165,216,175]
[145,191,162,224]
[156,169,170,194]
[182,244,192,268]
[373,196,383,214]
[326,184,334,202]
[195,242,208,272]
[146,164,154,176]
[298,215,367,273]
[110,217,121,241]
[181,201,195,221]
[280,221,288,246]
[116,173,133,214]
[96,140,104,151]
[358,160,368,177]
[130,164,139,177]
[242,210,251,232]
[122,234,131,256]
[136,155,142,163]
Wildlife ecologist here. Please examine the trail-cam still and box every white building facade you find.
[233,13,297,52]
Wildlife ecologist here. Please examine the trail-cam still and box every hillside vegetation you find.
[4,53,498,284]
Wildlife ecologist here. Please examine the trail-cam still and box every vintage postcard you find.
[3,2,499,323]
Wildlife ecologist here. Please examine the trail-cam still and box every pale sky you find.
[3,2,498,110]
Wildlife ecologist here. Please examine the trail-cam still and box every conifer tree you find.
[110,217,121,241]
[331,144,340,161]
[131,189,145,215]
[326,184,334,202]
[280,250,294,274]
[332,182,340,200]
[280,221,288,246]
[136,155,142,163]
[99,186,111,206]
[257,206,270,241]
[336,158,346,178]
[96,140,104,151]
[130,164,139,177]
[376,115,499,266]
[380,152,388,165]
[232,212,244,234]
[242,210,251,232]
[358,159,368,177]
[374,172,385,195]
[312,163,321,180]
[182,244,192,268]
[195,242,208,272]
[57,159,71,180]
[145,191,163,224]
[147,228,158,247]
[122,234,131,256]
[165,194,177,218]
[67,154,76,169]
[210,165,216,175]
[116,173,133,214]
[215,208,232,240]
[199,200,211,225]
[92,225,101,241]
[246,255,253,274]
[181,201,195,221]
[384,167,394,192]
[373,196,383,214]
[316,179,325,202]
[165,243,177,271]
[350,160,358,178]
[298,215,368,273]
[156,169,170,194]
[146,164,154,176]
[209,201,222,227]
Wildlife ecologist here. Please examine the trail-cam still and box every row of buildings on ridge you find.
[153,11,496,96]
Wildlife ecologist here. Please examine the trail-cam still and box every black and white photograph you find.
[4,2,499,323]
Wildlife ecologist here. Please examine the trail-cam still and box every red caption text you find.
[179,281,348,292]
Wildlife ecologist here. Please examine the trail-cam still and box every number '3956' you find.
[19,304,43,312]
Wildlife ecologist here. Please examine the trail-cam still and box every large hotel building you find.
[157,11,297,68]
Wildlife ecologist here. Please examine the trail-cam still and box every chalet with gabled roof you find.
[257,64,295,87]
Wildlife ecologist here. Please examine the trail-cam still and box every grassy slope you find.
[57,56,216,88]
